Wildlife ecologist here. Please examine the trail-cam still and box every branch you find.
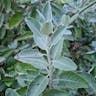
[79,1,96,14]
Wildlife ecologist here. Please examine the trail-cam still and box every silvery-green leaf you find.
[0,57,6,63]
[34,34,48,50]
[8,40,18,49]
[15,56,47,70]
[15,49,48,70]
[53,71,88,89]
[64,30,72,35]
[69,13,79,24]
[25,17,48,50]
[36,9,45,21]
[86,50,96,54]
[16,48,43,58]
[40,21,53,35]
[63,41,70,56]
[31,0,39,4]
[43,89,69,96]
[43,1,52,21]
[51,27,71,46]
[92,41,96,48]
[27,75,49,96]
[89,18,96,23]
[63,35,74,41]
[50,38,64,59]
[0,81,5,92]
[16,71,39,86]
[60,14,71,26]
[5,88,20,96]
[25,17,40,35]
[53,57,77,71]
[80,72,96,93]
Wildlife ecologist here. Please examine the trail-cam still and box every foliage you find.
[0,0,96,96]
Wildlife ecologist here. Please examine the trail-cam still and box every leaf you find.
[15,62,36,73]
[51,27,71,46]
[3,0,11,12]
[14,48,48,70]
[8,40,18,49]
[56,0,67,4]
[74,27,82,38]
[50,38,64,59]
[15,48,43,57]
[53,71,88,89]
[0,57,6,63]
[16,31,33,41]
[60,0,67,4]
[27,75,49,96]
[15,57,47,70]
[40,21,53,35]
[16,86,27,96]
[25,17,40,35]
[64,30,72,35]
[16,0,30,3]
[0,13,4,28]
[25,17,48,50]
[9,12,23,29]
[63,35,74,41]
[31,0,39,4]
[92,41,96,48]
[69,13,79,24]
[4,77,14,87]
[80,72,96,93]
[0,28,6,39]
[43,1,52,21]
[5,88,20,96]
[60,14,71,26]
[33,34,48,50]
[63,41,70,56]
[36,9,45,21]
[0,81,6,92]
[53,57,77,71]
[43,89,69,96]
[16,71,39,87]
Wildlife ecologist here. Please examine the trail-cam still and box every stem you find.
[48,65,53,88]
[69,1,96,25]
[79,1,96,14]
[47,48,53,89]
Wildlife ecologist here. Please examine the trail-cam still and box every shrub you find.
[0,0,96,96]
